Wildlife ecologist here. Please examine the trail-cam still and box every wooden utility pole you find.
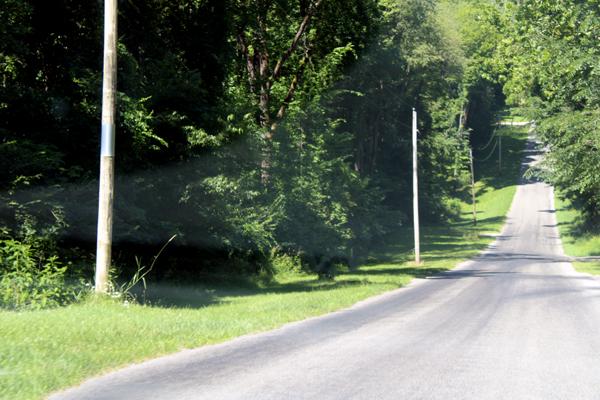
[470,147,476,226]
[96,0,117,293]
[498,116,502,176]
[413,108,420,264]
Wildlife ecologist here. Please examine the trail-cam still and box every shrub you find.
[0,229,75,310]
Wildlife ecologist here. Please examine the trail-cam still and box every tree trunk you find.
[370,79,384,177]
[235,0,326,183]
[356,113,365,177]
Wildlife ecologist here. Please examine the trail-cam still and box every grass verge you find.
[0,117,529,400]
[0,257,475,400]
[457,115,530,235]
[554,194,600,275]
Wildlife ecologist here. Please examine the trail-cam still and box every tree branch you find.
[270,0,325,84]
[276,37,317,119]
[237,32,257,93]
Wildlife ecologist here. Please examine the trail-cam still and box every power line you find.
[473,140,498,162]
[477,128,496,150]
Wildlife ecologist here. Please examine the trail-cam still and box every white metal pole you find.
[413,108,420,264]
[96,0,117,293]
[470,147,477,226]
[498,116,502,176]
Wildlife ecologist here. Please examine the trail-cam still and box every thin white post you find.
[498,116,502,176]
[96,0,117,293]
[470,147,476,226]
[413,108,420,264]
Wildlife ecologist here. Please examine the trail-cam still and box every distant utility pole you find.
[511,116,514,135]
[510,115,514,141]
[498,116,502,176]
[96,0,118,293]
[469,147,476,226]
[413,108,420,264]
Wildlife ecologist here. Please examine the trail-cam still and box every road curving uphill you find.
[49,136,600,399]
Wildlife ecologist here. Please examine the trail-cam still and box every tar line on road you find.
[49,137,600,399]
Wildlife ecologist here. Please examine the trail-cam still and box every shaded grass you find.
[471,124,528,192]
[554,194,600,275]
[0,112,530,400]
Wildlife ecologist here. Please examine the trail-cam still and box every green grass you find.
[554,194,600,275]
[499,107,530,123]
[461,120,530,234]
[0,262,465,400]
[0,115,530,400]
[1,233,495,400]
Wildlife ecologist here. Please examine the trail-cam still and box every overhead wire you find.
[472,140,498,162]
[350,60,508,167]
[477,128,496,150]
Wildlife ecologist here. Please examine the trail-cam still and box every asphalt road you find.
[49,137,600,399]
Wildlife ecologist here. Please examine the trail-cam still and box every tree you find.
[499,0,600,219]
[0,0,508,284]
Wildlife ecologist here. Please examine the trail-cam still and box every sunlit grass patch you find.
[554,194,600,275]
[456,124,529,234]
[500,107,529,123]
[571,262,600,276]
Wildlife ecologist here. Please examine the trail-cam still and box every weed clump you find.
[0,229,82,310]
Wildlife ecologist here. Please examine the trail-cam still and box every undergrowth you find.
[0,229,84,310]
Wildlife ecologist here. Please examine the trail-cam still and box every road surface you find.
[49,137,600,399]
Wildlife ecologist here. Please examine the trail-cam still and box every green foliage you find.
[0,229,74,310]
[0,0,33,83]
[100,235,177,305]
[438,0,505,144]
[0,0,512,283]
[499,0,600,218]
[327,0,478,225]
[230,0,380,124]
[554,192,600,275]
[269,248,303,276]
